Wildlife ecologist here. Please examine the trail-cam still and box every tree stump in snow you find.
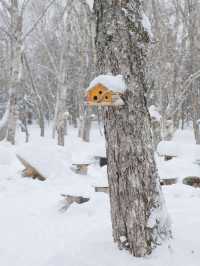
[164,155,177,161]
[183,177,200,188]
[160,178,177,186]
[16,154,46,181]
[60,194,90,211]
[71,164,89,175]
[94,186,109,194]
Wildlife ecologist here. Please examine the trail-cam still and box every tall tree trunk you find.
[0,106,9,141]
[94,0,171,257]
[23,53,45,137]
[7,1,23,144]
[187,0,200,144]
[71,93,78,129]
[191,83,200,144]
[81,107,92,142]
[54,83,67,146]
[38,107,45,137]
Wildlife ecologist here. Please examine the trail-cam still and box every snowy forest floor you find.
[0,124,200,266]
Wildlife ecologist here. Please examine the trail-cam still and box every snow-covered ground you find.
[0,124,200,266]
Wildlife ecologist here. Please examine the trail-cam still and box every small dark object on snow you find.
[60,194,90,212]
[94,156,107,167]
[193,159,200,166]
[164,155,176,161]
[183,176,200,188]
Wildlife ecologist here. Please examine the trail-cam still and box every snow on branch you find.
[168,69,200,117]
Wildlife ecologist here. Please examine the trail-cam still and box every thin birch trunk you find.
[7,1,23,144]
[55,83,67,146]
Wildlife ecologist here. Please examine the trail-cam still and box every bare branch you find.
[0,0,11,12]
[23,52,42,103]
[167,69,200,117]
[0,26,12,39]
[34,33,58,77]
[36,63,57,77]
[22,0,57,41]
[20,0,31,16]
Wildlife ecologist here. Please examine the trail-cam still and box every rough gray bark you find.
[186,0,200,144]
[151,118,161,150]
[94,0,171,257]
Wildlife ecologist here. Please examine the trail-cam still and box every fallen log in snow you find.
[160,178,177,186]
[16,154,46,181]
[60,194,90,211]
[183,176,200,188]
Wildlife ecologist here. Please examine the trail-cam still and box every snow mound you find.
[87,74,126,93]
[1,126,200,266]
[0,146,13,165]
[71,143,106,165]
[71,152,93,165]
[157,141,179,157]
[173,129,195,144]
[157,140,200,159]
[157,133,200,181]
[16,144,72,180]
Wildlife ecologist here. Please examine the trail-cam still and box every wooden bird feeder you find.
[86,83,124,106]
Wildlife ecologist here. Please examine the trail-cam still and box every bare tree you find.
[0,0,56,144]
